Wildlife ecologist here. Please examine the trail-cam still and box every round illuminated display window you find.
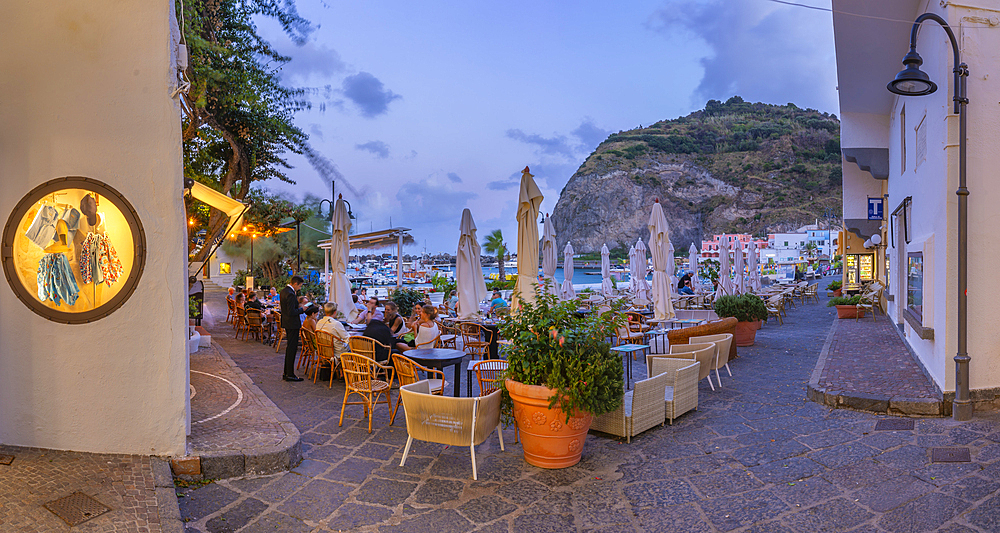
[2,177,147,324]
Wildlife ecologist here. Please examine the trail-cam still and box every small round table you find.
[405,348,466,397]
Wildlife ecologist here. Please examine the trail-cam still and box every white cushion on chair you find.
[622,390,634,417]
[664,386,674,402]
[427,379,446,393]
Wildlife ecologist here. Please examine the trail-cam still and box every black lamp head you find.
[887,48,937,96]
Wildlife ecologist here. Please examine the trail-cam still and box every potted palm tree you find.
[714,294,769,346]
[483,229,508,282]
[500,286,625,468]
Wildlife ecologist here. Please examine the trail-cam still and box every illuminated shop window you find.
[908,252,923,319]
[220,262,231,275]
[2,177,146,324]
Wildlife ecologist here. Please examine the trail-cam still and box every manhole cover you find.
[0,454,13,465]
[931,447,971,463]
[44,492,110,526]
[874,419,915,431]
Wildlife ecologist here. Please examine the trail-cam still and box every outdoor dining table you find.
[610,343,648,390]
[405,348,466,397]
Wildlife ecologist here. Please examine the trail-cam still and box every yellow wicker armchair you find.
[313,330,341,388]
[690,333,734,388]
[398,380,504,480]
[650,358,701,425]
[646,342,717,391]
[339,352,395,433]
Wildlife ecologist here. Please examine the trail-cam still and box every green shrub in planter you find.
[714,294,768,322]
[390,287,427,316]
[826,280,842,291]
[827,295,862,307]
[499,285,627,423]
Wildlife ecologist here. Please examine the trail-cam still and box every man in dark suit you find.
[279,276,306,381]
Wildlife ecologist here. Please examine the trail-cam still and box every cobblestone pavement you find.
[0,445,179,532]
[817,315,939,399]
[179,280,1000,532]
[189,342,297,462]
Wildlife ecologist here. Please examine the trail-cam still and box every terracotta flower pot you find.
[505,379,592,469]
[832,288,843,297]
[835,305,864,319]
[733,320,758,347]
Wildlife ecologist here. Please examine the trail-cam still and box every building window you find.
[784,241,788,247]
[907,252,923,319]
[900,105,906,173]
[220,262,231,275]
[1,177,147,324]
[915,113,926,168]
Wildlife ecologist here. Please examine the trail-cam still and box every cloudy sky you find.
[258,0,838,253]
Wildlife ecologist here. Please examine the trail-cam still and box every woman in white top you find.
[316,302,349,358]
[397,304,440,352]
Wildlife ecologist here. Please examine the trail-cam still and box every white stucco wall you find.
[0,2,187,454]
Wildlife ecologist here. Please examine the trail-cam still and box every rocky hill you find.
[550,97,842,254]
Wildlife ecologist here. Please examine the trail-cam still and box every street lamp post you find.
[886,12,971,421]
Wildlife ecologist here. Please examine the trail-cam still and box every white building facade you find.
[833,0,1000,409]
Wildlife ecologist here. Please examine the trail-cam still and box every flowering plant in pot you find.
[713,294,768,346]
[499,285,625,468]
[826,280,843,297]
[828,295,863,319]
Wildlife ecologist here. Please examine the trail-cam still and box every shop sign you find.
[868,197,884,220]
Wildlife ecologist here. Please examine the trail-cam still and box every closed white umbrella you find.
[748,243,761,292]
[733,240,746,295]
[601,244,614,297]
[627,245,638,294]
[512,167,543,311]
[633,238,652,306]
[648,200,676,321]
[541,214,558,294]
[688,243,701,292]
[719,235,733,296]
[561,242,576,300]
[330,195,357,321]
[456,208,489,319]
[666,240,677,289]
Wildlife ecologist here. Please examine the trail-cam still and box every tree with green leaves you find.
[179,0,313,264]
[801,242,819,263]
[483,229,508,282]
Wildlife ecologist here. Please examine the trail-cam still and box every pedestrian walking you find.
[280,275,306,382]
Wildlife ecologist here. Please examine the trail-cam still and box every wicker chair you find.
[690,333,734,388]
[298,328,318,371]
[226,297,236,325]
[313,330,341,387]
[666,317,738,362]
[340,352,395,433]
[436,321,460,349]
[650,358,701,425]
[349,335,393,364]
[243,308,265,341]
[592,370,670,443]
[391,353,446,421]
[399,381,504,480]
[234,306,246,335]
[856,287,881,322]
[473,359,507,395]
[625,311,651,333]
[646,342,717,391]
[459,322,492,360]
[272,311,285,352]
[804,284,820,303]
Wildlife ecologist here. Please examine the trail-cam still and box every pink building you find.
[700,234,767,259]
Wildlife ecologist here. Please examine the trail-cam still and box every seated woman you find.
[382,301,405,336]
[397,304,440,352]
[227,287,236,302]
[316,302,349,359]
[234,293,246,310]
[302,305,319,333]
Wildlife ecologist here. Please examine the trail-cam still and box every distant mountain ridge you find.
[550,96,842,254]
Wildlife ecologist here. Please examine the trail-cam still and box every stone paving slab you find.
[809,310,945,416]
[176,277,1000,532]
[0,445,182,533]
[183,341,301,480]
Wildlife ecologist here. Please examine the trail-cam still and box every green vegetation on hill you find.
[569,96,842,237]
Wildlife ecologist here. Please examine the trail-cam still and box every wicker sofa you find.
[666,317,738,361]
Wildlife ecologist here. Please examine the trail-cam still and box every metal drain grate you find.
[874,419,915,431]
[931,447,971,463]
[44,492,110,526]
[0,454,13,465]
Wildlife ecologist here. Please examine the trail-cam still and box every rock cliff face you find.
[550,97,842,254]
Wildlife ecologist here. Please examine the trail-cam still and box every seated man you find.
[488,290,508,317]
[362,318,396,363]
[316,303,349,360]
[678,280,695,295]
[268,287,280,305]
[245,291,264,310]
[353,297,384,324]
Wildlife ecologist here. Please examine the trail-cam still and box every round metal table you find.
[404,348,466,397]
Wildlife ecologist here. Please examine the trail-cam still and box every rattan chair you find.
[298,328,317,371]
[626,311,651,333]
[234,306,246,335]
[690,333,734,388]
[804,284,820,303]
[349,335,393,364]
[856,287,881,322]
[766,297,783,325]
[592,370,670,443]
[340,352,395,433]
[436,321,460,349]
[615,321,646,359]
[473,359,507,395]
[399,381,504,480]
[272,311,286,352]
[459,322,492,360]
[650,358,701,425]
[243,308,264,341]
[226,297,236,325]
[646,342,717,391]
[391,353,446,421]
[313,330,341,387]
